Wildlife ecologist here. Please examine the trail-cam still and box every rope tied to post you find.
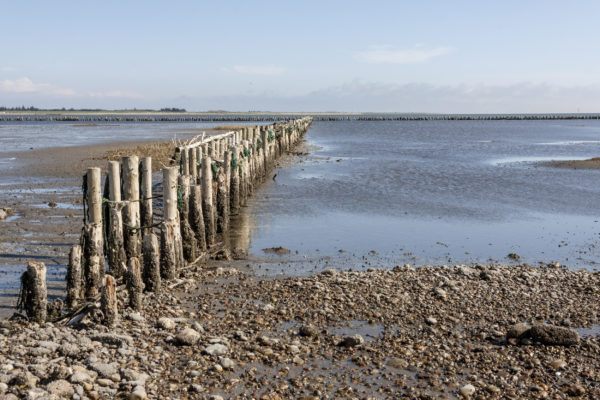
[177,185,183,211]
[268,130,275,142]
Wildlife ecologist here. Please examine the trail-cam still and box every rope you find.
[211,162,218,176]
[125,221,162,233]
[101,195,163,206]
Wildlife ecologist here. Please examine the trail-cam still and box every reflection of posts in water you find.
[226,199,254,251]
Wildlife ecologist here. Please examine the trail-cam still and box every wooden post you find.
[107,161,126,278]
[202,157,216,245]
[84,167,105,298]
[66,245,82,309]
[122,156,141,259]
[230,146,240,214]
[178,175,197,261]
[142,233,161,292]
[189,148,197,183]
[261,128,268,177]
[216,169,229,233]
[20,261,47,323]
[181,146,189,175]
[160,167,184,280]
[195,148,202,183]
[127,257,144,310]
[140,157,153,237]
[189,184,207,252]
[101,275,118,327]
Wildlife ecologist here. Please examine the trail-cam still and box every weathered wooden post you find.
[189,148,197,183]
[84,167,105,298]
[189,184,207,252]
[66,245,82,309]
[122,156,141,259]
[127,257,144,310]
[230,146,240,214]
[180,146,189,175]
[142,233,161,292]
[178,175,197,261]
[160,167,184,279]
[261,127,268,177]
[101,275,118,327]
[20,261,47,323]
[107,161,126,278]
[195,148,202,183]
[140,157,153,237]
[202,156,216,245]
[216,168,229,233]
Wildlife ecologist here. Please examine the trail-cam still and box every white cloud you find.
[355,45,454,64]
[224,65,285,76]
[0,77,76,96]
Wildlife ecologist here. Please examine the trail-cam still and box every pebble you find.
[298,324,318,337]
[460,384,476,397]
[204,343,228,356]
[157,317,176,330]
[129,385,147,400]
[46,379,75,398]
[219,357,235,369]
[175,328,201,346]
[338,334,364,347]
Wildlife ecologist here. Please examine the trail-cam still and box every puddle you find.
[328,320,384,343]
[4,215,21,222]
[575,325,600,337]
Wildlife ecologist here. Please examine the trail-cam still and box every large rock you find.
[298,324,318,338]
[530,324,579,346]
[506,323,532,339]
[338,334,364,347]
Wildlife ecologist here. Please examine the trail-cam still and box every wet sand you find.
[543,157,600,169]
[0,139,179,318]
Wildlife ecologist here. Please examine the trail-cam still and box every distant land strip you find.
[1,111,600,122]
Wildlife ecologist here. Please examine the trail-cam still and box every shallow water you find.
[230,120,600,272]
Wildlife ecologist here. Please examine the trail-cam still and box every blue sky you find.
[1,1,599,112]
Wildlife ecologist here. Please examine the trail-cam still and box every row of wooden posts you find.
[20,117,313,324]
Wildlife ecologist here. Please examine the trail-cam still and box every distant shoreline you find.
[1,111,600,122]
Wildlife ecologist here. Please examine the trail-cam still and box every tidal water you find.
[229,119,600,273]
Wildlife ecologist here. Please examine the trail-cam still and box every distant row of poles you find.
[2,113,600,122]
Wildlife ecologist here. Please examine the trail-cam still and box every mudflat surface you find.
[0,139,180,318]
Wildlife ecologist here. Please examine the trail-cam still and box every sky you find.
[1,0,599,113]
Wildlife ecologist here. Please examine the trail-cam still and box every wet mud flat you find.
[0,262,599,398]
[0,140,181,318]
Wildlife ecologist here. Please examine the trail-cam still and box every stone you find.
[219,358,235,369]
[129,385,147,400]
[434,288,447,299]
[70,371,93,384]
[460,384,476,397]
[49,365,72,381]
[425,317,437,325]
[551,359,567,369]
[204,343,228,356]
[157,317,175,330]
[506,323,532,339]
[25,388,49,399]
[298,324,318,337]
[529,324,579,346]
[9,371,38,389]
[208,395,224,400]
[566,384,586,396]
[120,369,149,384]
[89,363,118,379]
[189,384,203,393]
[338,334,364,347]
[175,328,201,345]
[89,333,133,347]
[234,330,248,341]
[46,379,75,398]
